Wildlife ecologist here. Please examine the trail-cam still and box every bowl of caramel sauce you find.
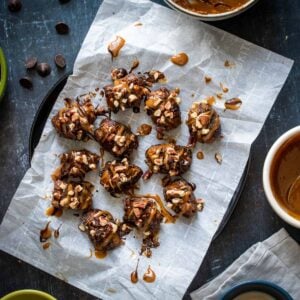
[263,126,300,228]
[165,0,259,21]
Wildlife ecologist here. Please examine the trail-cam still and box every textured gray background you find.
[0,0,299,299]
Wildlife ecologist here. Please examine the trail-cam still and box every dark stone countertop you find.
[0,0,299,299]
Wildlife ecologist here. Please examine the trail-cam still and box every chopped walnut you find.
[80,209,128,251]
[145,87,181,136]
[52,97,97,141]
[143,143,193,179]
[94,118,138,158]
[52,149,100,180]
[123,195,163,257]
[186,100,221,145]
[100,158,143,196]
[163,177,204,218]
[52,180,94,210]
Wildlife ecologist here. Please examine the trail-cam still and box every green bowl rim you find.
[0,47,8,101]
[1,289,56,300]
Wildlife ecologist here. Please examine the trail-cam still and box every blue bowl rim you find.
[220,280,293,300]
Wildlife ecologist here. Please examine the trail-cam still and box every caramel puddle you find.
[95,250,107,259]
[170,52,189,66]
[108,36,126,59]
[143,265,156,283]
[225,98,242,110]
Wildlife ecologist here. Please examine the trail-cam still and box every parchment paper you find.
[0,1,293,299]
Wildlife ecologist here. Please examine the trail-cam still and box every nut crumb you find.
[224,60,235,68]
[215,152,222,164]
[205,76,212,84]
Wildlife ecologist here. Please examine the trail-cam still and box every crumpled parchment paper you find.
[0,0,293,299]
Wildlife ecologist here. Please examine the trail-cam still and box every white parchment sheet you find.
[0,0,293,299]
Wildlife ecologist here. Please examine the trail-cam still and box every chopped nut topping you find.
[100,158,143,196]
[144,144,192,179]
[186,100,221,145]
[94,118,138,158]
[51,97,97,141]
[52,149,100,180]
[123,195,163,257]
[81,209,128,252]
[51,180,94,210]
[145,87,181,135]
[163,177,204,218]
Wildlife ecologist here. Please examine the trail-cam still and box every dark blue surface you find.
[0,0,299,299]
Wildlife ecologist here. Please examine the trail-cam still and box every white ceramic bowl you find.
[164,0,259,21]
[263,126,300,228]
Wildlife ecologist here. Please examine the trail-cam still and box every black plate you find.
[29,74,250,240]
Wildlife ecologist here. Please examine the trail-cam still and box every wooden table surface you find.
[0,0,299,299]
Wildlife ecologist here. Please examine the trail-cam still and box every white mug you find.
[263,126,300,228]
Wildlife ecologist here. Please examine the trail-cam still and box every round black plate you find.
[29,74,250,240]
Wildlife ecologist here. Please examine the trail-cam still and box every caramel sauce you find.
[173,0,250,14]
[204,76,212,84]
[143,265,156,283]
[142,194,176,223]
[225,98,242,110]
[137,124,152,136]
[45,206,63,217]
[206,96,216,106]
[42,242,51,250]
[54,224,62,239]
[40,221,52,242]
[170,52,189,66]
[220,82,229,93]
[131,270,138,283]
[108,36,126,58]
[129,59,140,73]
[196,151,204,160]
[270,133,300,219]
[94,250,107,259]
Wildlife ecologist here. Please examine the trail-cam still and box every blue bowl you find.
[221,280,293,300]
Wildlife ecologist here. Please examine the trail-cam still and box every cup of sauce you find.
[263,126,300,228]
[165,0,259,21]
[221,280,293,300]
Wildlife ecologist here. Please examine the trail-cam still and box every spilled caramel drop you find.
[42,242,51,250]
[95,250,107,259]
[170,52,189,66]
[45,206,63,217]
[40,221,52,242]
[225,98,242,110]
[131,270,138,284]
[137,124,152,136]
[54,224,62,239]
[197,151,204,160]
[143,266,156,283]
[108,36,126,59]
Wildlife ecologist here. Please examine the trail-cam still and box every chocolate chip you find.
[8,0,22,12]
[59,0,71,3]
[37,63,51,77]
[19,76,33,89]
[25,57,37,70]
[54,54,66,69]
[55,22,69,34]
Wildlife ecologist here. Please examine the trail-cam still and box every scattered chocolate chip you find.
[19,76,33,89]
[37,63,51,77]
[215,152,222,164]
[129,59,139,73]
[8,0,22,12]
[54,54,66,69]
[55,22,69,34]
[59,0,71,3]
[25,57,37,70]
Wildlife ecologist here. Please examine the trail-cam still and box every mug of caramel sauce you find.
[263,126,300,228]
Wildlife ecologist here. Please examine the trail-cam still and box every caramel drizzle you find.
[143,265,156,283]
